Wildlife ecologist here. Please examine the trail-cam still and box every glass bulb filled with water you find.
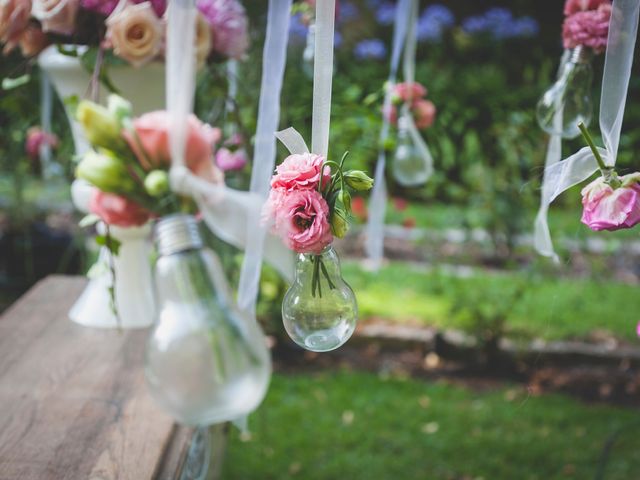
[282,246,357,352]
[536,46,593,139]
[145,214,271,426]
[392,110,433,187]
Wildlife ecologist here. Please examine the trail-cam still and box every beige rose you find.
[0,0,31,52]
[32,0,79,35]
[194,12,212,68]
[18,24,49,56]
[106,1,163,68]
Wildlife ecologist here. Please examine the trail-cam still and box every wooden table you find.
[0,276,225,480]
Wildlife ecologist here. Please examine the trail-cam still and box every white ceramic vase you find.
[39,45,165,329]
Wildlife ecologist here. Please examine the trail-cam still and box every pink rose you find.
[564,0,610,16]
[412,99,437,130]
[196,0,248,59]
[89,190,151,227]
[215,147,247,171]
[123,111,222,181]
[562,4,612,53]
[32,0,79,36]
[273,189,333,254]
[391,82,427,104]
[580,175,640,231]
[0,0,31,53]
[18,25,49,57]
[271,153,329,192]
[81,0,165,17]
[106,1,163,67]
[25,127,59,159]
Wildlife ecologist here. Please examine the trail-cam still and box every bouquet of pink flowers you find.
[562,0,612,53]
[384,81,437,131]
[0,0,248,64]
[74,93,223,229]
[263,151,373,297]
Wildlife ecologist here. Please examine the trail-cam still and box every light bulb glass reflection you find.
[282,246,357,352]
[302,24,315,79]
[392,113,432,187]
[145,215,271,426]
[536,46,593,139]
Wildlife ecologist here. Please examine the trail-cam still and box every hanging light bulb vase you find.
[302,23,316,79]
[392,106,433,187]
[282,246,358,352]
[145,214,271,426]
[536,46,593,139]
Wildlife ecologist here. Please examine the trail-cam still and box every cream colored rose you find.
[32,0,79,36]
[106,1,163,68]
[194,12,212,68]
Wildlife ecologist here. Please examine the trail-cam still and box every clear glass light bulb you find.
[145,215,271,426]
[536,46,593,139]
[392,112,432,187]
[302,24,315,79]
[282,246,357,352]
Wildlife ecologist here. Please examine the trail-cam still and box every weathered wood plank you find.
[0,276,191,480]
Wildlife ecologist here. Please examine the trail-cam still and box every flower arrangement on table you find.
[74,93,223,230]
[0,0,248,65]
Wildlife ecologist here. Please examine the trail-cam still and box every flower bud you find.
[331,208,349,239]
[76,150,135,193]
[107,94,133,123]
[144,170,169,197]
[338,189,351,212]
[76,100,124,150]
[344,170,374,191]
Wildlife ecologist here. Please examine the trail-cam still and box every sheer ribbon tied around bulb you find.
[534,0,639,262]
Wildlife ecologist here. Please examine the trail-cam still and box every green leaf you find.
[2,75,31,91]
[95,234,122,256]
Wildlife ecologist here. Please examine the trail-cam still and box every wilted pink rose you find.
[196,0,248,59]
[32,0,79,35]
[391,82,427,104]
[271,153,330,192]
[273,189,333,254]
[563,3,612,53]
[580,174,640,231]
[123,111,222,181]
[413,99,437,130]
[564,0,610,16]
[25,127,58,159]
[106,1,163,67]
[89,190,151,227]
[0,0,32,53]
[18,25,49,57]
[215,147,247,171]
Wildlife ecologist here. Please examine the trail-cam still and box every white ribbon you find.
[365,0,412,267]
[166,0,293,281]
[236,0,293,315]
[536,0,639,251]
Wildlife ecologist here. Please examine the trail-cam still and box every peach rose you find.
[18,25,49,57]
[0,0,32,53]
[90,190,151,227]
[413,99,437,130]
[106,0,163,67]
[32,0,79,35]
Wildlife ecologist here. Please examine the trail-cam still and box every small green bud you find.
[144,170,170,197]
[382,137,396,152]
[76,150,135,193]
[344,170,374,191]
[107,94,133,123]
[338,189,351,212]
[76,100,124,150]
[331,208,349,239]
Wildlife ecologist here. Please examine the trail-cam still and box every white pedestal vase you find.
[39,45,165,329]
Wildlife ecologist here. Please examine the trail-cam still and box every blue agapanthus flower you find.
[417,4,455,42]
[462,8,539,40]
[353,39,387,60]
[339,1,359,23]
[289,13,308,41]
[375,2,396,26]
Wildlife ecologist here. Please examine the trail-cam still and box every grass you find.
[342,261,640,342]
[223,371,640,480]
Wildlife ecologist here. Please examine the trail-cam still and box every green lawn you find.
[342,261,640,342]
[224,371,640,480]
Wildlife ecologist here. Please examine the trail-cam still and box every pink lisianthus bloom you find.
[580,174,640,231]
[215,147,248,171]
[25,127,59,159]
[271,153,330,192]
[196,0,248,59]
[412,99,437,130]
[562,3,612,53]
[0,0,32,53]
[272,188,333,254]
[123,111,222,182]
[564,0,610,16]
[391,82,427,104]
[81,0,165,17]
[89,190,151,227]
